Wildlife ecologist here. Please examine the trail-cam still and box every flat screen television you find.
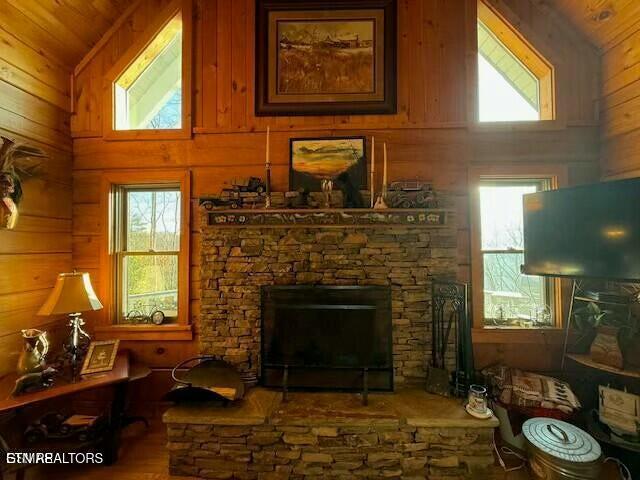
[522,178,640,282]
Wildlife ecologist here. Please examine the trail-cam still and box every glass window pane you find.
[126,189,181,252]
[479,184,538,250]
[477,21,540,122]
[122,255,178,320]
[483,252,550,327]
[114,13,182,130]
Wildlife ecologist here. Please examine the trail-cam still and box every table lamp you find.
[38,272,103,376]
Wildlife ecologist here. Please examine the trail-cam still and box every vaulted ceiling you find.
[0,0,638,76]
[550,0,640,50]
[0,0,132,69]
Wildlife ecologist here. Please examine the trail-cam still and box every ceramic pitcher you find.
[17,328,49,375]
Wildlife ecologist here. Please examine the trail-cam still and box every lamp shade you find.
[38,272,103,316]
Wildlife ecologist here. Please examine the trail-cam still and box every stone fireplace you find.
[199,208,458,386]
[163,207,497,480]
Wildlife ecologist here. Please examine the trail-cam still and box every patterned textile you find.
[483,365,580,414]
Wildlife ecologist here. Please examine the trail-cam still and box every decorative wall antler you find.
[0,136,47,229]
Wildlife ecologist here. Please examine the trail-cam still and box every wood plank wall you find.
[71,0,601,373]
[0,12,73,375]
[601,17,640,177]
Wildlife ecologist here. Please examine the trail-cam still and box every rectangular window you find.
[113,186,181,324]
[478,179,554,327]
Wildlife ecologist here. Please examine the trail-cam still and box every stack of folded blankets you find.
[483,365,581,414]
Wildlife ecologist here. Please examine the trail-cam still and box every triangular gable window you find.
[477,1,554,122]
[114,12,183,130]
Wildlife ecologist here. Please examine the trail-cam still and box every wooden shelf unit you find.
[565,353,640,379]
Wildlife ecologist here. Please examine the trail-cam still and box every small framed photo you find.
[81,340,120,375]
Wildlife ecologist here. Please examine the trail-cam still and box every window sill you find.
[472,327,565,345]
[102,128,192,141]
[470,119,565,133]
[94,324,193,341]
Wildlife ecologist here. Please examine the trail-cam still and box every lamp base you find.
[64,313,91,379]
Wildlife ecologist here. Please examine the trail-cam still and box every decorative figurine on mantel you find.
[321,179,333,208]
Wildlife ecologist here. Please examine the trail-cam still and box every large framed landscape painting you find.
[256,0,397,116]
[290,137,366,192]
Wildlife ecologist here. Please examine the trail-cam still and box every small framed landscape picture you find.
[81,340,120,375]
[290,136,366,192]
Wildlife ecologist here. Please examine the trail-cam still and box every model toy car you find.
[24,413,104,444]
[387,181,437,208]
[388,180,432,192]
[199,197,241,210]
[229,177,266,193]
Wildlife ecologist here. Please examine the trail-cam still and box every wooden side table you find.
[0,352,131,476]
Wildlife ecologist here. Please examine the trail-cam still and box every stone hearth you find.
[199,208,457,385]
[163,388,498,479]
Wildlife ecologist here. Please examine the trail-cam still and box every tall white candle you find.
[266,126,270,167]
[370,137,375,208]
[383,142,388,188]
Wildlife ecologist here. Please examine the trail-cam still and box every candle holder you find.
[373,195,388,209]
[264,168,272,209]
[374,178,389,209]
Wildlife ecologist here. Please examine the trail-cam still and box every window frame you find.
[478,178,553,327]
[97,170,192,341]
[103,0,193,141]
[469,164,567,334]
[475,0,555,124]
[114,184,182,325]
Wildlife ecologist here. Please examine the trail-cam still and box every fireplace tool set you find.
[427,280,474,397]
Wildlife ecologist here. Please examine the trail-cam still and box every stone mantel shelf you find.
[205,208,453,228]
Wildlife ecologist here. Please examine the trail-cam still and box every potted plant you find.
[572,301,638,368]
[571,302,607,353]
[0,136,45,229]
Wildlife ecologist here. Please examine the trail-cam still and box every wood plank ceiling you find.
[2,0,638,90]
[548,1,640,176]
[3,1,638,69]
[549,0,640,50]
[0,0,131,73]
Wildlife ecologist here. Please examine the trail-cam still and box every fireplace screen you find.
[261,286,393,391]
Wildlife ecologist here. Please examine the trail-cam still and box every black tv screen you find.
[522,178,640,282]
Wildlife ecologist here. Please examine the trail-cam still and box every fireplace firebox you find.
[261,286,393,391]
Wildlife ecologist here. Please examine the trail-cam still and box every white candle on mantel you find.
[266,126,271,168]
[383,142,388,188]
[370,137,375,208]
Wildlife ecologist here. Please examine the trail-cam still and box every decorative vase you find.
[590,326,624,369]
[0,196,18,229]
[17,329,49,375]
